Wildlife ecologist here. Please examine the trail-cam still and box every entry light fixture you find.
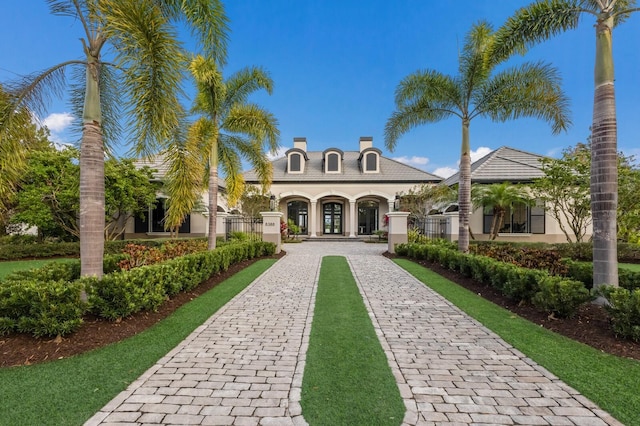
[269,195,276,212]
[394,194,400,212]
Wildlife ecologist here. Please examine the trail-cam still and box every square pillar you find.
[261,211,284,254]
[387,211,410,254]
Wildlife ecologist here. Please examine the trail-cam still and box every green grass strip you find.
[620,262,640,272]
[0,259,277,426]
[0,258,74,279]
[301,256,405,426]
[394,258,640,425]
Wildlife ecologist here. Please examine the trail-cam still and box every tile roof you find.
[443,146,546,186]
[244,150,442,184]
[133,153,226,190]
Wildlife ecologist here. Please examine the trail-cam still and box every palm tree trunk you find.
[458,118,471,252]
[79,55,105,286]
[208,137,219,250]
[591,15,618,289]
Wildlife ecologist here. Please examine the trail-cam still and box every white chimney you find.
[359,136,373,152]
[293,137,307,152]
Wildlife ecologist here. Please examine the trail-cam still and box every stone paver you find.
[86,242,622,426]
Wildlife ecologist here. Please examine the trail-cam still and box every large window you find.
[134,198,190,233]
[358,201,379,234]
[483,202,544,235]
[287,200,308,235]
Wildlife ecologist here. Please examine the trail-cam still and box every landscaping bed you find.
[0,251,284,368]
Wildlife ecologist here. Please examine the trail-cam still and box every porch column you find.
[260,211,283,254]
[310,200,317,238]
[387,199,394,213]
[387,211,410,254]
[349,200,356,238]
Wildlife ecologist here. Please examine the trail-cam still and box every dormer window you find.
[323,148,343,173]
[359,147,381,174]
[285,148,308,174]
[290,153,301,172]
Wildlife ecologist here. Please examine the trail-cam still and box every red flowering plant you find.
[280,219,288,241]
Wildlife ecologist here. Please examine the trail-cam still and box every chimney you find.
[359,136,373,152]
[293,137,307,152]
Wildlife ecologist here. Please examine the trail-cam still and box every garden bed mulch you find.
[386,253,640,362]
[0,252,285,368]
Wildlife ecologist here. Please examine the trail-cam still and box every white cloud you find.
[432,166,457,178]
[43,112,74,133]
[470,146,492,162]
[267,146,289,161]
[393,155,429,169]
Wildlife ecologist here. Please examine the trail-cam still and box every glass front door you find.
[323,202,342,234]
[358,201,379,235]
[287,200,308,234]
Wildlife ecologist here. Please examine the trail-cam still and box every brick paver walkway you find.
[86,242,622,426]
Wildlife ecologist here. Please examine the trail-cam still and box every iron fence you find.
[413,216,452,241]
[225,215,263,240]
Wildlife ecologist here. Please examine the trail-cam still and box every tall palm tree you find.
[490,0,639,289]
[385,21,571,253]
[471,182,533,240]
[2,1,229,280]
[165,55,279,250]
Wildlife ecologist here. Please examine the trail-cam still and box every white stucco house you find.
[243,136,442,237]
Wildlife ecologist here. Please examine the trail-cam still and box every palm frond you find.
[160,0,230,66]
[45,0,80,18]
[101,0,185,156]
[223,67,274,114]
[190,55,226,116]
[475,61,572,134]
[490,0,587,65]
[222,104,280,155]
[217,138,244,204]
[459,21,494,97]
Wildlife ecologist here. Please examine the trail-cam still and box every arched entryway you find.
[287,200,309,235]
[358,200,379,235]
[323,202,343,234]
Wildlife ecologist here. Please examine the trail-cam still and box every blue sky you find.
[1,1,638,177]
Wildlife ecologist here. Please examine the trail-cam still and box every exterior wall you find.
[444,207,594,244]
[271,182,428,237]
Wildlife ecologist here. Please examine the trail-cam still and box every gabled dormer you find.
[322,148,344,174]
[286,137,309,174]
[359,147,381,173]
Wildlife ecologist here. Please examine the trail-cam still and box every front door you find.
[358,201,379,235]
[323,202,342,234]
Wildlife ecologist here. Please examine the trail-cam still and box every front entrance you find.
[358,201,379,235]
[323,202,343,234]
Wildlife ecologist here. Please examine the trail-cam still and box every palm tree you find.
[165,55,279,250]
[385,21,571,253]
[471,182,533,240]
[490,0,639,289]
[2,1,229,280]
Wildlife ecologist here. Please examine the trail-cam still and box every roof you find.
[133,153,226,190]
[244,150,442,184]
[443,146,546,186]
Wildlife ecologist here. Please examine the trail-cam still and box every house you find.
[243,136,442,237]
[440,146,592,243]
[123,154,230,239]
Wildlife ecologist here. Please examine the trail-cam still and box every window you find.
[134,197,190,233]
[365,152,377,172]
[287,200,308,234]
[327,153,339,172]
[289,153,301,172]
[483,201,544,235]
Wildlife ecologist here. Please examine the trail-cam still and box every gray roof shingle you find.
[443,146,546,186]
[244,151,442,184]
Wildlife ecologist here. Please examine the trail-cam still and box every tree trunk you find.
[458,118,471,252]
[208,136,219,250]
[79,54,105,286]
[591,15,618,289]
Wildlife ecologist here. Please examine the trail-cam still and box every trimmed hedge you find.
[0,241,275,337]
[396,242,588,318]
[599,286,640,342]
[562,259,640,291]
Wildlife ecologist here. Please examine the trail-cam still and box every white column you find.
[260,211,283,254]
[310,200,317,237]
[387,200,394,213]
[349,200,356,238]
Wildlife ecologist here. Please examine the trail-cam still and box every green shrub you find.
[0,279,85,337]
[503,267,547,303]
[599,286,640,342]
[532,278,593,318]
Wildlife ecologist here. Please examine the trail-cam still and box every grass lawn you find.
[394,258,640,426]
[0,258,75,280]
[301,256,405,426]
[0,259,277,426]
[620,262,640,272]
